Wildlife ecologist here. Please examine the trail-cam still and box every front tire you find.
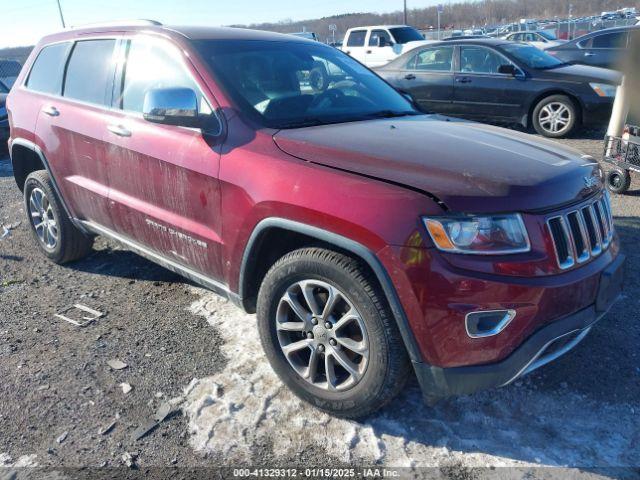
[532,94,578,138]
[257,248,410,418]
[24,170,93,264]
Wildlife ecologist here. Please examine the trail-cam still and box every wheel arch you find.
[10,137,88,234]
[238,217,423,363]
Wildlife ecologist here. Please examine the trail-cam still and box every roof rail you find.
[71,19,163,29]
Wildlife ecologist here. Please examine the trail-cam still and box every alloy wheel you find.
[275,279,369,391]
[29,187,58,250]
[538,102,572,135]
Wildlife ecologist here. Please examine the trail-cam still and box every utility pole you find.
[55,0,66,28]
[403,0,408,25]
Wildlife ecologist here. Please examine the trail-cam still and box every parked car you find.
[341,25,432,67]
[503,30,566,50]
[7,24,624,418]
[546,26,639,69]
[0,80,9,149]
[377,38,621,138]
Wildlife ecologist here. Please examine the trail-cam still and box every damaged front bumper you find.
[415,253,625,403]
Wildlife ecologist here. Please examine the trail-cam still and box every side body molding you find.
[239,217,423,363]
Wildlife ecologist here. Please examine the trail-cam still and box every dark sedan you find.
[377,39,622,137]
[546,25,638,69]
[0,80,9,151]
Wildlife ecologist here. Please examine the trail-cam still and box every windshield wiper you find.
[361,110,423,119]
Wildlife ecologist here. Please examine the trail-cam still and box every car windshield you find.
[389,27,424,44]
[502,43,565,69]
[195,40,419,129]
[537,30,557,40]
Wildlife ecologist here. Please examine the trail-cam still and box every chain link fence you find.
[0,47,32,90]
[423,17,637,40]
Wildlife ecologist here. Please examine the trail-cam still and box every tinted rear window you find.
[63,40,117,105]
[591,32,628,48]
[346,30,366,47]
[26,43,70,94]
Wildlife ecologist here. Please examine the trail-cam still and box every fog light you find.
[465,310,516,338]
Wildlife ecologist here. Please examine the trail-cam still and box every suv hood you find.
[273,116,602,213]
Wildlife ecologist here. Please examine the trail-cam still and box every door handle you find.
[42,106,59,117]
[366,50,372,54]
[584,52,596,57]
[404,74,416,80]
[107,124,131,137]
[345,50,351,55]
[456,77,472,83]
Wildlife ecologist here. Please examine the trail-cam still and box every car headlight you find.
[423,214,530,254]
[590,83,617,97]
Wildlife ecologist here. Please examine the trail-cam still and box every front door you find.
[365,29,395,67]
[343,30,368,64]
[104,34,224,281]
[452,45,524,122]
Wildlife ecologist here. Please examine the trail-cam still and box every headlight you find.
[423,214,530,255]
[590,83,617,97]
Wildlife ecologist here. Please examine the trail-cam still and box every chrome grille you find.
[547,193,614,270]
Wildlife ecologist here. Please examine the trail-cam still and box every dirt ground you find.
[0,129,639,479]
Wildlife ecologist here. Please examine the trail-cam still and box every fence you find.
[422,17,637,41]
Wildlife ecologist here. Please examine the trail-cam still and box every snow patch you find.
[183,289,639,467]
[0,453,38,467]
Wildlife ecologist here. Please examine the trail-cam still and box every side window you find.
[120,37,201,113]
[25,43,70,95]
[460,46,511,74]
[369,30,392,47]
[591,32,628,48]
[510,33,521,41]
[409,47,453,71]
[346,30,367,47]
[63,40,117,105]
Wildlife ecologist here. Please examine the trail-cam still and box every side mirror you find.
[498,64,518,76]
[143,87,200,128]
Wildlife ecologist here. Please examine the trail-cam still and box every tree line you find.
[231,0,640,41]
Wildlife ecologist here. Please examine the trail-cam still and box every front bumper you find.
[582,97,614,126]
[414,253,625,402]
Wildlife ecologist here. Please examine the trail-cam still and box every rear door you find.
[578,31,628,68]
[34,38,118,229]
[452,45,524,121]
[103,34,225,280]
[391,46,455,114]
[343,30,368,64]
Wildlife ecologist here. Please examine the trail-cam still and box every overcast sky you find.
[1,0,452,47]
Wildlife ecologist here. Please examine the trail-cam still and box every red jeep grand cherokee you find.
[6,23,624,418]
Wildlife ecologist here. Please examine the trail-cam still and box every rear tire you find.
[256,248,410,418]
[605,168,631,194]
[532,94,578,138]
[24,170,93,264]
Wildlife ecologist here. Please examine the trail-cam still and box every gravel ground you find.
[0,129,639,479]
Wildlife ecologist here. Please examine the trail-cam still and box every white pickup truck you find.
[341,25,433,67]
